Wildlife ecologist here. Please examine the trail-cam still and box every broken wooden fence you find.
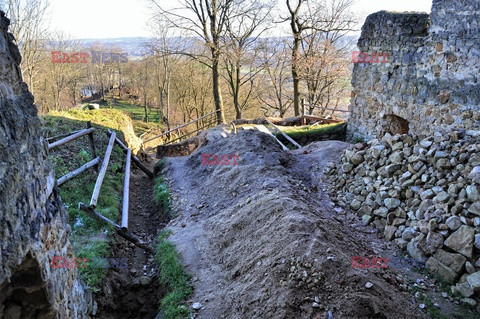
[48,124,155,252]
[47,121,99,186]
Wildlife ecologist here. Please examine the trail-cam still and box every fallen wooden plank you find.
[78,202,153,253]
[300,115,343,124]
[107,130,154,179]
[57,157,101,186]
[46,129,82,142]
[89,132,116,209]
[48,127,95,150]
[121,148,131,230]
[265,119,301,149]
[254,125,289,151]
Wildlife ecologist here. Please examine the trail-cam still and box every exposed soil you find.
[160,128,431,319]
[94,159,166,319]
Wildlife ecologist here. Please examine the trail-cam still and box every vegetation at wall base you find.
[155,230,193,319]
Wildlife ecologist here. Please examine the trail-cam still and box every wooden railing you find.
[143,110,220,145]
[47,122,99,186]
[48,124,155,252]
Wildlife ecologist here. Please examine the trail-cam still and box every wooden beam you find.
[89,132,116,209]
[265,119,301,149]
[121,148,131,229]
[78,203,153,253]
[48,127,95,150]
[143,110,218,144]
[86,122,98,171]
[46,129,82,142]
[300,115,343,124]
[57,157,101,186]
[254,125,289,151]
[107,130,154,179]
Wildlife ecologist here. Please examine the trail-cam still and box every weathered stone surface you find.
[445,216,462,231]
[468,166,480,183]
[384,198,401,210]
[407,238,427,263]
[466,272,480,292]
[433,249,466,274]
[444,226,475,258]
[466,185,479,201]
[0,11,91,318]
[474,234,480,250]
[384,226,397,241]
[426,257,458,284]
[424,231,444,255]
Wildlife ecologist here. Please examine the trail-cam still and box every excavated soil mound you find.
[162,129,427,319]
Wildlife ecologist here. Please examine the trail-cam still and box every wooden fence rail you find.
[143,110,219,144]
[48,127,95,150]
[89,132,116,209]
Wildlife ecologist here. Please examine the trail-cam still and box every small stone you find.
[384,226,397,241]
[466,185,479,201]
[475,234,480,250]
[365,282,373,289]
[465,262,475,274]
[445,216,462,231]
[461,298,477,308]
[342,163,354,173]
[362,214,373,225]
[350,153,364,165]
[384,198,401,210]
[468,166,480,183]
[385,164,402,175]
[467,272,480,292]
[351,199,361,211]
[312,302,321,308]
[419,304,425,309]
[192,302,203,310]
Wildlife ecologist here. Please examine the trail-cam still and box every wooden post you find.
[57,157,101,186]
[86,121,98,171]
[265,119,301,149]
[107,130,154,179]
[78,203,153,253]
[121,148,131,230]
[89,132,116,209]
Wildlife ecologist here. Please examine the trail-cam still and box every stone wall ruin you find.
[0,11,92,318]
[348,0,480,141]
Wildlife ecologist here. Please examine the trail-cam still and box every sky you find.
[47,0,433,39]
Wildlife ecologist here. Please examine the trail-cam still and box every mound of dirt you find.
[162,129,427,319]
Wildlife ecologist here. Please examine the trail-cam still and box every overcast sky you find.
[48,0,432,39]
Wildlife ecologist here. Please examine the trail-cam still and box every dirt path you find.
[94,160,166,319]
[160,128,432,319]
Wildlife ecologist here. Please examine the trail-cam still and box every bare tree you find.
[2,0,50,96]
[285,0,357,116]
[258,38,293,117]
[222,0,272,119]
[150,0,239,124]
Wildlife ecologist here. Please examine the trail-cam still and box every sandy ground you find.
[160,128,429,319]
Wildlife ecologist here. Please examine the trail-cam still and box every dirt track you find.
[160,128,430,319]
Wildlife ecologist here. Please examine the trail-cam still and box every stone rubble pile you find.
[326,129,480,300]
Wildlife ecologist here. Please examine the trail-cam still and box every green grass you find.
[155,230,193,319]
[154,176,172,217]
[273,122,346,146]
[42,112,127,292]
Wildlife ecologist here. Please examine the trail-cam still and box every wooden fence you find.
[48,123,155,252]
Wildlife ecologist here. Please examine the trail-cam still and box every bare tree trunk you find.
[212,55,226,124]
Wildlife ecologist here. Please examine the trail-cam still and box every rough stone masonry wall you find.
[326,129,480,303]
[348,0,480,141]
[0,11,92,318]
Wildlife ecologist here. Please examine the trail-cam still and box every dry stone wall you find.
[0,11,92,318]
[348,0,480,141]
